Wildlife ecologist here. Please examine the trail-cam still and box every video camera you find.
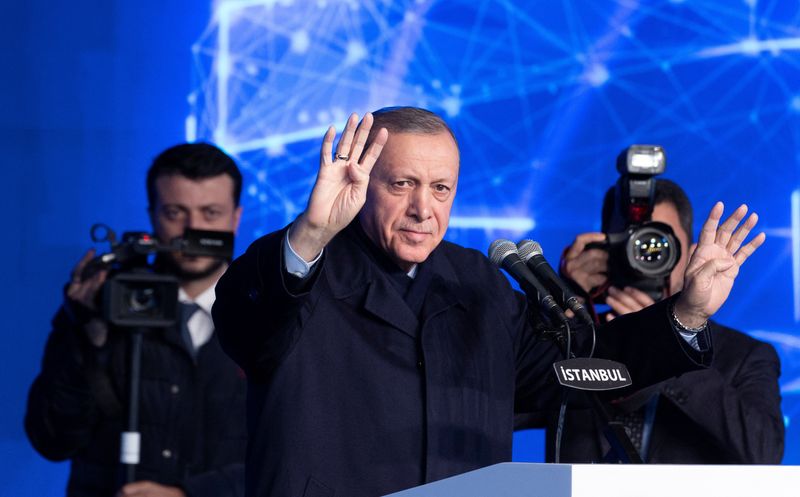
[589,145,682,301]
[83,224,233,328]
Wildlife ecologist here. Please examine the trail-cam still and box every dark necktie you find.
[179,302,201,358]
[617,409,645,454]
[614,393,660,460]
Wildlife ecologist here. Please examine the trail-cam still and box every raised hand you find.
[289,112,388,261]
[673,202,765,327]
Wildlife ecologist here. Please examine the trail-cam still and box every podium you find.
[384,463,800,497]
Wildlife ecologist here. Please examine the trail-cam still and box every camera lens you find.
[626,223,680,277]
[128,286,159,314]
[633,232,669,263]
[104,272,179,328]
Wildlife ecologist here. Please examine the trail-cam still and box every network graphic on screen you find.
[189,0,800,461]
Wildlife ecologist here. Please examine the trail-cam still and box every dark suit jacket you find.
[525,321,783,464]
[25,307,247,497]
[213,222,711,497]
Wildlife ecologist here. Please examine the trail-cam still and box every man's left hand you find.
[116,481,186,497]
[674,202,765,328]
[605,286,656,321]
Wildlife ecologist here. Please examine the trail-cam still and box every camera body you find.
[85,225,234,328]
[104,271,180,328]
[594,145,682,301]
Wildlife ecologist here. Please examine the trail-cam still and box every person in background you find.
[25,143,248,497]
[548,178,783,463]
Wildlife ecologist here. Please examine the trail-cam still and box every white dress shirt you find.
[178,283,216,350]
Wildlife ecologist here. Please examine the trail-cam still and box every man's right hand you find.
[604,285,657,320]
[562,233,661,320]
[65,249,109,347]
[560,232,609,293]
[289,112,388,261]
[66,249,107,311]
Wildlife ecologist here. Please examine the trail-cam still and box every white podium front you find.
[383,463,800,497]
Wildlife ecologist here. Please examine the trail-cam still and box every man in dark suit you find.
[212,107,766,497]
[26,143,247,497]
[543,179,783,463]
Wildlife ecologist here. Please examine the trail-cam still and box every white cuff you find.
[283,230,323,279]
[678,330,701,351]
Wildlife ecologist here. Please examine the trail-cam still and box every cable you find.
[554,389,569,463]
[554,319,572,463]
[587,320,597,358]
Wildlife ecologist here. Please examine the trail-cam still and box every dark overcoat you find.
[531,321,784,464]
[213,223,709,497]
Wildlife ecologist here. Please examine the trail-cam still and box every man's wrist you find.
[670,300,708,332]
[84,318,110,348]
[288,214,329,262]
[284,229,323,279]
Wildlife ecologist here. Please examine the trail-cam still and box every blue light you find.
[185,0,800,463]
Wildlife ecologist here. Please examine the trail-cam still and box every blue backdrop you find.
[3,1,798,494]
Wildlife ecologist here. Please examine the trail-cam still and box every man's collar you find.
[348,220,417,278]
[178,281,217,314]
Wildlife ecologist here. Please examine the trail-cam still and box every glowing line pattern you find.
[189,0,800,461]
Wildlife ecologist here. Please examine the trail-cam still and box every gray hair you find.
[363,106,458,155]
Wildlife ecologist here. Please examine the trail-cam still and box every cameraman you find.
[25,143,247,497]
[553,179,784,463]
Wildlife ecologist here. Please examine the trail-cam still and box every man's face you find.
[150,174,242,280]
[359,132,459,272]
[651,201,691,296]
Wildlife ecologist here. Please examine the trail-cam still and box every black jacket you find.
[213,222,710,497]
[527,320,784,463]
[25,305,247,497]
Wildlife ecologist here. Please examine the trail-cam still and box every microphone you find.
[517,240,593,324]
[488,239,567,323]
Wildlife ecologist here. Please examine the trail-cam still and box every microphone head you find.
[488,239,519,267]
[516,239,534,261]
[516,239,543,262]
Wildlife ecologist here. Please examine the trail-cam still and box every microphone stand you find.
[489,239,641,463]
[120,327,146,484]
[538,311,643,464]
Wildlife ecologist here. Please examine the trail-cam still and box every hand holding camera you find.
[66,248,108,313]
[594,145,682,301]
[64,248,111,346]
[67,224,233,331]
[561,232,608,294]
[561,145,680,321]
[561,232,658,321]
[560,145,765,326]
